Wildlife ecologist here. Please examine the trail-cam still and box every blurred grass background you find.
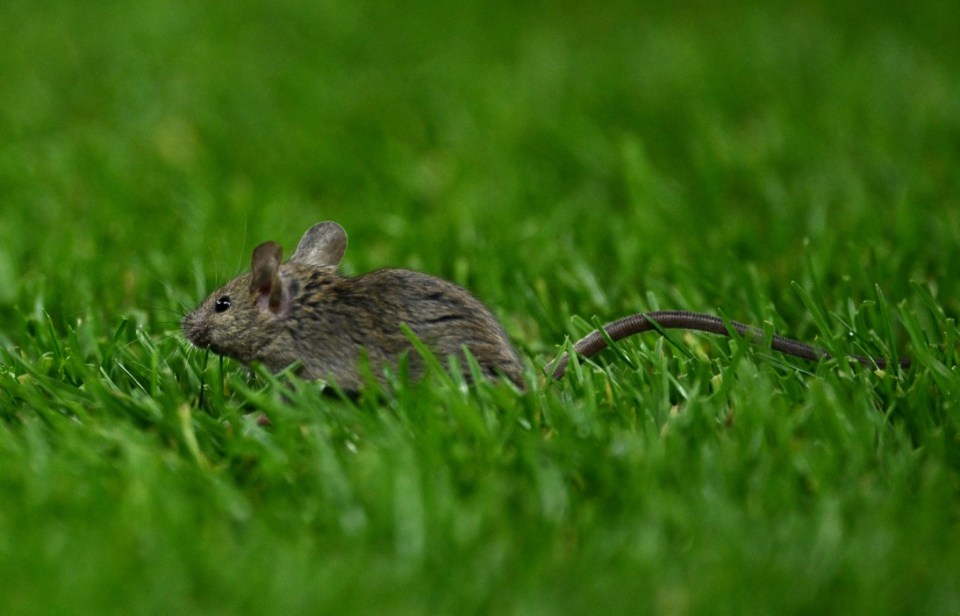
[3,1,959,330]
[1,0,959,613]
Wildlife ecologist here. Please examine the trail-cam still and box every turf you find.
[2,1,960,613]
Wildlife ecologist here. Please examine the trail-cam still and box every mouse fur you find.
[182,221,525,392]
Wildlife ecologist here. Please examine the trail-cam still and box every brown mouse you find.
[182,221,525,392]
[182,221,909,393]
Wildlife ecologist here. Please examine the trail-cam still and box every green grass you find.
[2,0,960,613]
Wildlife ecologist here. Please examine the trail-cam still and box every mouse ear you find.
[250,241,284,312]
[290,221,347,267]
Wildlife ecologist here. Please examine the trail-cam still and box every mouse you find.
[181,221,910,393]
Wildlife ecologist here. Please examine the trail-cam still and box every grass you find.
[2,0,960,613]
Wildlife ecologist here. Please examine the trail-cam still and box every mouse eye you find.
[214,296,232,313]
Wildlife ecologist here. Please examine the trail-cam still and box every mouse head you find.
[182,221,348,364]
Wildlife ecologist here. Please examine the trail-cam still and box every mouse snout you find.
[181,312,211,349]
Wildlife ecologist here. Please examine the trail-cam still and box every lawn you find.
[1,1,959,613]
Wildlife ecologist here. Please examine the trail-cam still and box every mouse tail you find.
[548,310,910,380]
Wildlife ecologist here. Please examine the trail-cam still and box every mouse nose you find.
[181,312,211,348]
